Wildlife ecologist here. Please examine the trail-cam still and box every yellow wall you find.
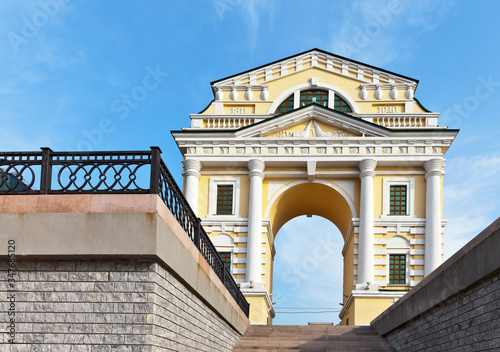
[354,298,395,325]
[246,296,270,325]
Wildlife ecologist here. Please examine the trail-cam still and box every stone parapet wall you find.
[1,259,240,351]
[384,271,499,351]
[0,194,249,351]
[372,218,500,351]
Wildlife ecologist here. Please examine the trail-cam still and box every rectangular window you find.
[219,252,231,270]
[389,185,407,215]
[216,185,233,215]
[389,254,406,284]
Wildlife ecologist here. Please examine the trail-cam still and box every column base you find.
[339,290,407,326]
[355,283,380,291]
[241,287,275,325]
[240,280,265,290]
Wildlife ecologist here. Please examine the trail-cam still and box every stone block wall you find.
[385,271,499,351]
[1,259,240,351]
[372,218,500,352]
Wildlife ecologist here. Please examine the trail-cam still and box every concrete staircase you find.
[233,325,396,351]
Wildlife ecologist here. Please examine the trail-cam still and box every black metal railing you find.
[0,147,250,317]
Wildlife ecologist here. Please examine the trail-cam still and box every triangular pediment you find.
[211,48,418,89]
[262,119,360,138]
[235,104,388,139]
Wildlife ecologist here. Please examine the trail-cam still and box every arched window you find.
[334,96,352,113]
[274,89,353,114]
[275,94,294,114]
[300,90,328,107]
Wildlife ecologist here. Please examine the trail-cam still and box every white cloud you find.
[330,0,454,65]
[242,0,275,51]
[443,153,500,259]
[212,0,274,51]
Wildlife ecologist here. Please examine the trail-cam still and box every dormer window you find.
[274,89,353,114]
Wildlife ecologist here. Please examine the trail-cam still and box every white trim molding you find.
[381,177,415,218]
[208,177,241,218]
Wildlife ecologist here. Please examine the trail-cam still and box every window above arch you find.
[300,89,328,107]
[334,96,352,113]
[275,94,294,114]
[274,89,353,114]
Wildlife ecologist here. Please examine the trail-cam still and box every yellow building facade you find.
[172,49,458,325]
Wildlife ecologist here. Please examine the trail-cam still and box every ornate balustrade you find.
[0,147,250,317]
[205,117,255,129]
[359,113,440,129]
[189,115,267,129]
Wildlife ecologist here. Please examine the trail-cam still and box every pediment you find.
[235,105,388,139]
[262,119,360,138]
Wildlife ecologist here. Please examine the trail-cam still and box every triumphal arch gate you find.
[172,49,458,325]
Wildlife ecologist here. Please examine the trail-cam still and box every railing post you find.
[194,218,201,249]
[40,147,53,193]
[149,146,161,194]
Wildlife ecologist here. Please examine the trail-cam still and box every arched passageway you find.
[273,215,343,325]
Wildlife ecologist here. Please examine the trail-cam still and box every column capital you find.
[248,159,266,179]
[424,159,444,180]
[358,159,377,179]
[182,159,202,179]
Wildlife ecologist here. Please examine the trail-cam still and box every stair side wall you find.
[372,217,500,351]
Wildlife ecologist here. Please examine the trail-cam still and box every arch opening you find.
[266,181,355,239]
[265,181,356,325]
[272,215,344,325]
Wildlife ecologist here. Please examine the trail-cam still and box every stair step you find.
[233,325,395,351]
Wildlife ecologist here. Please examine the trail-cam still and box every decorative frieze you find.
[184,142,447,158]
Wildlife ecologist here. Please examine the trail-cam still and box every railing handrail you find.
[0,147,250,317]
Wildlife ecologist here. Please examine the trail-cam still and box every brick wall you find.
[1,260,240,351]
[385,271,500,351]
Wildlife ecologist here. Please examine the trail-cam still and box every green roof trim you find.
[210,48,419,86]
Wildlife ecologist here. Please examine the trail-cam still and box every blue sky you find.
[1,1,500,325]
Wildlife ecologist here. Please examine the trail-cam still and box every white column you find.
[357,159,377,287]
[424,159,444,276]
[182,159,201,216]
[246,159,266,287]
